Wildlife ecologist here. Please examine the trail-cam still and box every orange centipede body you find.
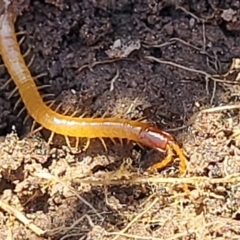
[0,1,187,176]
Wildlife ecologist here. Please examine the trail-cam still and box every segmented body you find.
[0,1,186,175]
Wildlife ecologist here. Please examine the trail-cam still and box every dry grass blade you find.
[201,104,240,113]
[0,200,45,236]
[73,173,240,186]
[111,197,159,240]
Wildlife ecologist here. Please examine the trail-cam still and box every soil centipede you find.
[0,1,186,175]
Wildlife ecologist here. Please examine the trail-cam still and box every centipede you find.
[0,1,187,176]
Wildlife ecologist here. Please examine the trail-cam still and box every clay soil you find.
[1,0,240,239]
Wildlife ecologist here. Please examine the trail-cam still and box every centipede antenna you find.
[8,86,18,99]
[99,137,108,152]
[83,138,91,151]
[1,77,12,90]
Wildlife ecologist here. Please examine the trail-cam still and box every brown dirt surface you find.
[1,0,240,239]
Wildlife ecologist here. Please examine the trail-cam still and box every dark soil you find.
[1,0,240,239]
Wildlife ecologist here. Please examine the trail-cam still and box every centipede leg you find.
[7,86,18,99]
[41,93,55,100]
[19,36,26,46]
[65,136,82,154]
[79,112,88,118]
[136,142,144,149]
[13,98,22,111]
[99,137,107,151]
[23,114,32,125]
[134,116,148,122]
[47,131,55,145]
[118,138,123,146]
[75,137,80,149]
[46,100,56,107]
[22,47,30,58]
[83,138,91,151]
[29,123,42,136]
[16,104,27,118]
[126,139,131,145]
[71,110,81,117]
[62,107,71,115]
[101,110,109,118]
[27,54,35,68]
[37,84,52,91]
[109,138,117,145]
[1,77,12,90]
[64,136,72,149]
[33,72,48,80]
[16,30,27,36]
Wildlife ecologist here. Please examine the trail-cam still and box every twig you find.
[144,55,235,84]
[76,58,133,74]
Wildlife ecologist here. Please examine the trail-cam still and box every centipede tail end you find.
[168,141,187,176]
[147,141,186,176]
[147,144,173,173]
[147,139,189,193]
